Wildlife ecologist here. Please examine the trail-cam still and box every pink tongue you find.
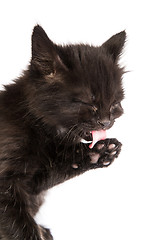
[89,130,107,149]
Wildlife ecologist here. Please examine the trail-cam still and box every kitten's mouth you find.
[80,129,107,149]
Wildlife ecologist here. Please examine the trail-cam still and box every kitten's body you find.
[0,26,126,240]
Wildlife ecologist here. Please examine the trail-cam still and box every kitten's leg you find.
[26,138,121,199]
[32,138,122,190]
[0,182,52,240]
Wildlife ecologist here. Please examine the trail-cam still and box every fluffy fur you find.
[0,26,126,240]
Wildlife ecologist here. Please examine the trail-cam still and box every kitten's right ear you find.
[102,31,126,62]
[31,25,67,75]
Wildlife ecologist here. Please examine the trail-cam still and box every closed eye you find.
[110,102,123,119]
[73,98,93,107]
[73,98,98,115]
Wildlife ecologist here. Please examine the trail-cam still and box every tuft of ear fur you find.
[102,31,126,61]
[31,25,67,76]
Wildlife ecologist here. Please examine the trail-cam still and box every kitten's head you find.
[27,25,126,145]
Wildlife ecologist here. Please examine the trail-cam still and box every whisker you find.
[58,124,78,145]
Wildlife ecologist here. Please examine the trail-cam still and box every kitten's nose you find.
[97,119,111,129]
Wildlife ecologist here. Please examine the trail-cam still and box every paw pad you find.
[89,152,100,164]
[72,164,79,169]
[110,151,117,156]
[108,144,116,150]
[96,143,105,150]
[103,161,111,166]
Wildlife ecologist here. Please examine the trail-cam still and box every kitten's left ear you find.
[102,31,126,61]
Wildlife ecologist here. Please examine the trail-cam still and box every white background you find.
[0,1,160,240]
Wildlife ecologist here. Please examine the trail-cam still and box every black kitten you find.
[0,26,126,240]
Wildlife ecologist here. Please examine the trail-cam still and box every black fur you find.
[0,26,126,240]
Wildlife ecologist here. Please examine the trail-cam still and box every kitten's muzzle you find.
[97,119,114,129]
[81,120,112,142]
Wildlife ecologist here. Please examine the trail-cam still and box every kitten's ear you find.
[102,31,126,61]
[31,25,67,75]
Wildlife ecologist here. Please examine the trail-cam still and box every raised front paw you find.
[71,138,122,171]
[88,138,122,168]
